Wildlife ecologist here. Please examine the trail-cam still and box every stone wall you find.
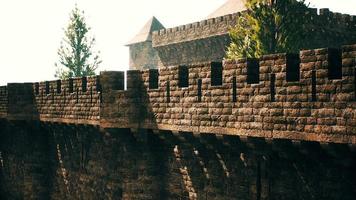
[152,13,238,47]
[155,35,230,66]
[151,8,356,67]
[308,8,356,49]
[101,44,356,144]
[0,121,54,199]
[0,77,101,123]
[0,86,7,118]
[129,41,161,70]
[6,83,35,120]
[0,120,355,200]
[32,76,101,124]
[0,44,355,144]
[152,13,237,67]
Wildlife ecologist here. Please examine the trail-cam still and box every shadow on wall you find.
[99,70,159,130]
[0,43,355,143]
[0,76,101,124]
[6,83,39,121]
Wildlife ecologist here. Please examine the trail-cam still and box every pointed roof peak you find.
[207,0,247,19]
[126,16,165,46]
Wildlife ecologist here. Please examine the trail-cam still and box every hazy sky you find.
[0,0,355,85]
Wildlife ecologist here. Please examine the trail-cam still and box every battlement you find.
[317,8,356,26]
[152,12,239,47]
[152,8,356,48]
[1,43,356,144]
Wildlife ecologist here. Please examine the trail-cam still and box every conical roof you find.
[207,0,247,19]
[126,16,165,46]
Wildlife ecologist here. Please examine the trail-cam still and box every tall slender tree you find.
[55,6,101,79]
[226,0,309,59]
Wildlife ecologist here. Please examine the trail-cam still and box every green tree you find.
[226,0,309,59]
[55,6,101,79]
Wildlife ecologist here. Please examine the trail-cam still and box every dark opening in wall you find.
[211,62,223,86]
[76,88,79,103]
[198,79,202,102]
[312,70,317,102]
[82,77,87,92]
[90,87,93,103]
[286,54,300,82]
[119,72,125,90]
[56,80,61,94]
[270,74,276,102]
[63,88,66,104]
[328,48,342,80]
[52,88,55,101]
[69,78,74,93]
[232,77,237,102]
[354,67,356,101]
[45,81,50,95]
[35,83,39,95]
[166,80,170,103]
[178,65,189,88]
[96,77,102,92]
[149,69,159,89]
[247,59,260,84]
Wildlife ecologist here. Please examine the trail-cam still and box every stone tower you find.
[126,17,165,70]
[151,0,247,67]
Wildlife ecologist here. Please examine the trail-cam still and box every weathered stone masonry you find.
[1,45,356,144]
[1,44,356,199]
[148,8,356,68]
[2,1,356,198]
[1,121,355,199]
[128,7,356,70]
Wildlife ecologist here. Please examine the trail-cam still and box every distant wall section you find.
[151,8,356,68]
[129,41,161,70]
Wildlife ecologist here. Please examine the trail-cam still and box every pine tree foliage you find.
[55,6,101,79]
[226,0,309,59]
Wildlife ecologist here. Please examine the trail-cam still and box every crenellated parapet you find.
[34,76,101,124]
[97,43,356,144]
[150,8,356,67]
[152,13,239,47]
[1,44,356,144]
[153,8,356,48]
[0,76,101,123]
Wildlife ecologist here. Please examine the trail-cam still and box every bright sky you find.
[0,0,355,85]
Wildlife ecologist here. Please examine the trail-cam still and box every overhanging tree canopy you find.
[226,0,309,59]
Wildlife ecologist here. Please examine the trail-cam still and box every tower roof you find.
[207,0,247,19]
[126,16,165,46]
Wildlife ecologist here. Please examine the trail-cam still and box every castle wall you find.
[32,76,101,124]
[155,35,230,66]
[305,8,356,49]
[6,83,35,120]
[1,5,356,200]
[0,121,355,200]
[152,13,238,47]
[152,13,237,67]
[151,8,356,67]
[101,44,356,144]
[0,44,355,144]
[0,86,7,118]
[129,41,161,70]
